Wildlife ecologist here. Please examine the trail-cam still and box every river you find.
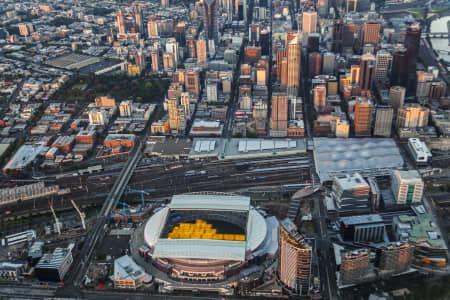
[430,15,450,62]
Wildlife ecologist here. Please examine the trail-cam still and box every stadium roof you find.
[144,194,270,261]
[153,239,246,261]
[169,193,250,211]
[313,138,404,182]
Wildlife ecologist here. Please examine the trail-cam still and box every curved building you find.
[278,218,314,296]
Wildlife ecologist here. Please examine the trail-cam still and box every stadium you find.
[140,192,278,283]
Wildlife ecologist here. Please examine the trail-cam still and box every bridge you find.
[68,141,142,287]
[422,32,450,38]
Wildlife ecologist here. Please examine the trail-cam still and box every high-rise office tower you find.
[151,49,160,72]
[354,97,373,137]
[135,5,144,34]
[373,105,393,137]
[363,21,381,45]
[404,24,421,92]
[340,249,370,285]
[174,23,186,47]
[308,52,321,78]
[350,65,360,84]
[281,58,288,88]
[346,0,358,13]
[186,38,196,58]
[287,35,301,96]
[391,170,424,205]
[203,0,218,42]
[168,99,179,131]
[276,48,288,80]
[243,0,248,22]
[249,23,260,44]
[379,242,413,274]
[317,0,328,16]
[302,11,318,33]
[196,39,207,63]
[180,92,191,118]
[313,85,327,112]
[117,9,125,34]
[374,50,390,82]
[278,218,313,295]
[388,86,406,110]
[161,0,169,7]
[185,69,200,96]
[358,54,376,91]
[163,53,174,71]
[416,71,434,97]
[270,93,288,136]
[390,48,408,87]
[322,52,335,74]
[260,29,270,55]
[166,38,179,66]
[18,23,30,36]
[307,33,320,53]
[147,18,158,37]
[396,104,430,128]
[343,24,356,50]
[332,21,344,53]
[429,81,447,99]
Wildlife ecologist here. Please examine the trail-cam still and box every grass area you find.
[55,74,169,103]
[431,5,450,12]
[409,8,426,19]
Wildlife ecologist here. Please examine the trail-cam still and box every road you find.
[314,193,339,300]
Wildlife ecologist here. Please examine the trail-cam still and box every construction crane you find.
[126,187,150,206]
[48,199,61,235]
[69,197,86,230]
[114,200,130,216]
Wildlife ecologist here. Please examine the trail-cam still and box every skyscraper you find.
[363,21,381,45]
[276,48,288,80]
[346,0,358,13]
[185,69,200,97]
[313,85,327,112]
[373,105,393,137]
[350,65,360,84]
[147,18,158,37]
[404,24,421,92]
[287,35,301,96]
[203,0,218,42]
[302,11,318,33]
[322,52,335,75]
[135,5,144,34]
[374,50,390,82]
[151,49,160,72]
[354,97,373,137]
[390,47,408,87]
[308,52,321,77]
[117,9,125,34]
[332,21,344,53]
[317,0,328,16]
[278,218,313,295]
[166,38,179,66]
[388,86,406,110]
[196,39,207,63]
[270,92,288,136]
[358,54,376,91]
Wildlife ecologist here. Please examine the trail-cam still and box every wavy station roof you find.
[313,138,404,182]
